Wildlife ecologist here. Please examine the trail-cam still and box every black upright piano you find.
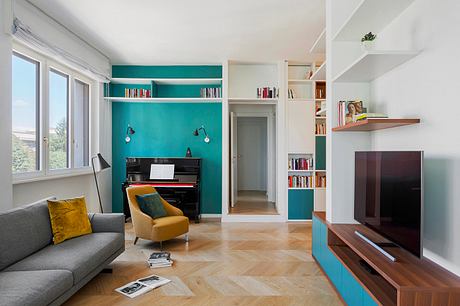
[122,157,201,223]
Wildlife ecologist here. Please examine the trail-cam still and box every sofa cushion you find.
[48,197,93,244]
[0,270,73,306]
[5,232,124,284]
[0,199,53,270]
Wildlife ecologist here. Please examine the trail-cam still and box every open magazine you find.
[115,274,171,298]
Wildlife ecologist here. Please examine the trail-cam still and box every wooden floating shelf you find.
[332,118,419,132]
[105,97,221,103]
[333,51,419,82]
[333,0,416,41]
[310,61,326,81]
[110,78,222,85]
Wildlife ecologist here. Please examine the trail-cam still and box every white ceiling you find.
[28,0,325,65]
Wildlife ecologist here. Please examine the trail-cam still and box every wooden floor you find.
[229,191,278,215]
[65,220,341,306]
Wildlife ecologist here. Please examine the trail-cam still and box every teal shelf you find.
[315,136,326,170]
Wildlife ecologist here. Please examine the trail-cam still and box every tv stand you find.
[313,212,460,306]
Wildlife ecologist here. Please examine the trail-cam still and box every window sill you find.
[13,167,94,185]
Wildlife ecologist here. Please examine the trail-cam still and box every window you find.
[49,69,69,170]
[12,46,93,181]
[12,52,40,174]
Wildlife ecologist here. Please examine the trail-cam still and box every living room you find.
[1,0,460,305]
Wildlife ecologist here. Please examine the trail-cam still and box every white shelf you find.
[310,29,326,54]
[288,170,315,173]
[315,187,326,190]
[228,98,277,104]
[288,79,313,84]
[315,98,326,101]
[315,170,326,172]
[310,62,326,80]
[110,78,222,85]
[333,0,416,41]
[315,116,327,119]
[333,50,419,82]
[288,98,314,102]
[105,97,222,103]
[316,134,326,137]
[316,109,327,116]
[288,187,314,190]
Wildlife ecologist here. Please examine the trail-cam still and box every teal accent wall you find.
[316,136,326,170]
[111,66,222,214]
[288,189,313,220]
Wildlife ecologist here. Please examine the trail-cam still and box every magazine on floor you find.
[148,251,173,268]
[115,274,171,298]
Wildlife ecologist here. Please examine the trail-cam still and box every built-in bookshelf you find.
[105,74,223,103]
[287,62,327,220]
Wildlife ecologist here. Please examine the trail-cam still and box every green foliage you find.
[12,134,35,173]
[361,32,376,42]
[49,118,68,169]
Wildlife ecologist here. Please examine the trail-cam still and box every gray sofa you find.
[0,198,125,306]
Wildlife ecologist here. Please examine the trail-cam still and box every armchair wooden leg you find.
[134,237,139,245]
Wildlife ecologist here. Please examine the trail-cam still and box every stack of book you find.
[148,251,173,268]
[288,157,313,170]
[315,122,326,135]
[124,88,151,98]
[288,88,296,99]
[200,87,222,98]
[316,174,326,188]
[289,175,313,188]
[257,87,279,99]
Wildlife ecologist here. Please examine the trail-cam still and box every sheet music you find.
[149,164,175,180]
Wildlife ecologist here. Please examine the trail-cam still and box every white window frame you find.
[13,43,95,184]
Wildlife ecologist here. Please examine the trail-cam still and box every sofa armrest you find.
[88,213,125,233]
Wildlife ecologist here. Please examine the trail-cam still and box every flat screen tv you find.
[354,151,423,258]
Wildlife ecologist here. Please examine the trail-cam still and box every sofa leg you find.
[101,268,113,274]
[134,237,139,245]
[185,234,189,242]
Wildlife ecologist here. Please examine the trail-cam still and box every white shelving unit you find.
[333,50,419,82]
[310,29,326,53]
[110,77,222,85]
[332,0,416,41]
[105,97,221,103]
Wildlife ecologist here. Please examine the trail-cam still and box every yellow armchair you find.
[126,185,189,246]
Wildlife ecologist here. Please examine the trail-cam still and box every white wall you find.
[0,0,13,211]
[237,117,267,191]
[8,1,112,212]
[369,0,460,276]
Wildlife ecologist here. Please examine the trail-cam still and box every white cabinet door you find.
[287,101,315,153]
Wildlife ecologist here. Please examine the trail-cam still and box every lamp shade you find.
[96,153,111,170]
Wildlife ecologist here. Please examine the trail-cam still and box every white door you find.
[230,112,238,208]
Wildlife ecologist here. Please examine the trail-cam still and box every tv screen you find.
[354,151,423,258]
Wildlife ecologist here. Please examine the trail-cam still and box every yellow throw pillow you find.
[47,197,92,244]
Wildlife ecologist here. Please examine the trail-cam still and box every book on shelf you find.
[288,175,313,188]
[148,251,173,268]
[315,122,326,135]
[316,100,327,114]
[200,87,221,98]
[288,157,313,170]
[288,88,296,99]
[315,174,326,188]
[257,87,279,99]
[353,113,388,121]
[125,88,151,98]
[337,100,365,126]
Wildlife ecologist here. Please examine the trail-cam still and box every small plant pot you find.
[361,40,375,51]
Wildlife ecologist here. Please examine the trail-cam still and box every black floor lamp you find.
[91,153,111,213]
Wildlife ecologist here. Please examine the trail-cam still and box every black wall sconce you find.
[125,124,135,143]
[193,125,210,143]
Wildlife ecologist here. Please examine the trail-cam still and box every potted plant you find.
[361,32,376,50]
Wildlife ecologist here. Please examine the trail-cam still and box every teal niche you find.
[288,189,313,220]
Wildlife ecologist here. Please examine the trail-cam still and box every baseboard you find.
[201,214,222,218]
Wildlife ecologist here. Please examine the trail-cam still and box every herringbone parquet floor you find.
[65,220,342,306]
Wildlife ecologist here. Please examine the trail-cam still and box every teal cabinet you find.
[315,136,326,170]
[312,215,378,306]
[288,189,313,220]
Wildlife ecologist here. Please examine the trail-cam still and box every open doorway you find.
[230,113,277,215]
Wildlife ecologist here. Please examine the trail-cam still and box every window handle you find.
[43,136,49,144]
